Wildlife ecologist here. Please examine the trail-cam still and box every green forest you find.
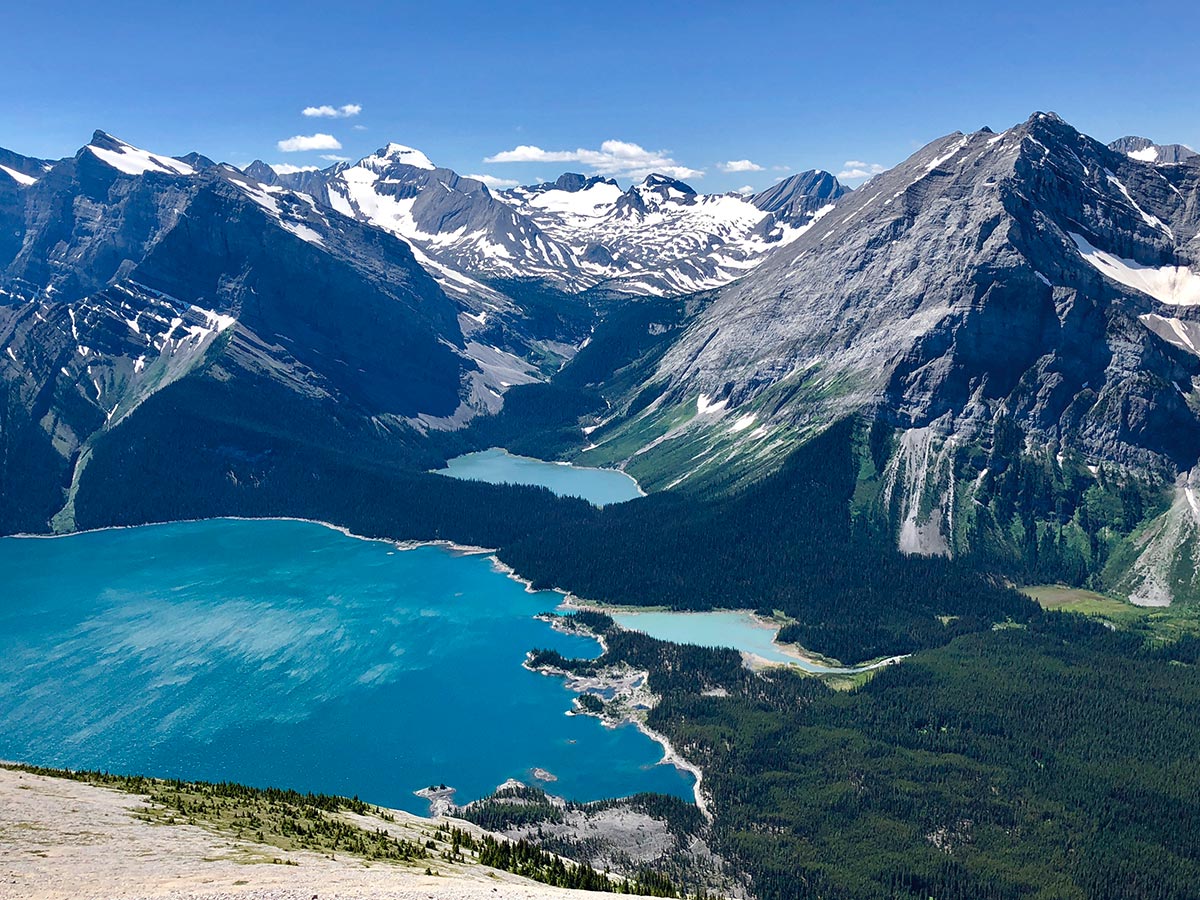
[535,612,1200,900]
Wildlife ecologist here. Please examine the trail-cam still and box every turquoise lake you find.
[609,610,875,674]
[0,518,694,814]
[436,448,643,506]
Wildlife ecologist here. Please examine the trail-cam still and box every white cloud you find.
[321,154,351,162]
[734,185,755,195]
[837,160,886,179]
[485,139,702,180]
[468,173,521,190]
[270,164,320,175]
[719,159,764,173]
[302,104,362,119]
[352,124,368,131]
[277,133,343,153]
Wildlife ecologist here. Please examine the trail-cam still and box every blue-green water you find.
[436,448,643,506]
[609,610,872,674]
[0,519,693,813]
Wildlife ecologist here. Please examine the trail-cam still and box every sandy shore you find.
[0,767,667,900]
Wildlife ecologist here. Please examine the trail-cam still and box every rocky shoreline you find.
[525,616,709,819]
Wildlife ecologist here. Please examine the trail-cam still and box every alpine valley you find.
[6,111,1200,900]
[5,114,1200,606]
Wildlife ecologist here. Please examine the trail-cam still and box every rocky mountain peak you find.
[1109,135,1198,165]
[639,173,697,195]
[751,170,848,220]
[242,160,280,185]
[637,109,1200,480]
[79,132,197,178]
[549,172,619,193]
[374,142,436,170]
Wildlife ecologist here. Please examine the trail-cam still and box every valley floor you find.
[0,768,660,900]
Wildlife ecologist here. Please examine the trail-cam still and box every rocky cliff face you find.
[750,170,848,221]
[633,114,1200,468]
[0,133,517,532]
[578,114,1200,600]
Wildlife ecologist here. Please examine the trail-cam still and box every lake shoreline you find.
[434,447,646,504]
[561,597,908,675]
[523,649,708,819]
[528,614,707,816]
[3,515,700,814]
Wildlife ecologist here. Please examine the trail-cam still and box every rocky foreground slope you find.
[0,767,677,900]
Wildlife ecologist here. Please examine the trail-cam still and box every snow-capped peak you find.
[84,131,196,177]
[371,143,436,170]
[633,173,697,201]
[1109,135,1198,165]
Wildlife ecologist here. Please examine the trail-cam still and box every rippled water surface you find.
[0,519,693,812]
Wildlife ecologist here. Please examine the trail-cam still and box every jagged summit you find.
[1110,135,1198,164]
[530,172,619,194]
[242,159,279,183]
[751,170,848,220]
[81,131,197,177]
[370,142,437,170]
[639,173,697,193]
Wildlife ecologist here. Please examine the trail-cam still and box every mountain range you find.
[252,143,845,297]
[2,113,1199,605]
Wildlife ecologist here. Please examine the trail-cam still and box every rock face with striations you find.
[649,113,1200,471]
[0,132,514,532]
[591,113,1200,598]
[1109,135,1198,165]
[751,170,848,221]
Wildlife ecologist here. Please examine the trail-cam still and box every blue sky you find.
[4,0,1197,192]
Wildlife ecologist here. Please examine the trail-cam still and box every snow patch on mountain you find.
[86,135,196,177]
[1070,232,1200,306]
[0,164,37,186]
[1138,314,1200,355]
[375,143,436,170]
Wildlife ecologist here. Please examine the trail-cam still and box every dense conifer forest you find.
[535,614,1200,900]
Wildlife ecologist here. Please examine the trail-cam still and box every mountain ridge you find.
[6,114,1200,605]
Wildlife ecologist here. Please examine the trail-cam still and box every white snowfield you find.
[61,133,841,305]
[0,767,671,900]
[1070,232,1200,306]
[0,163,38,185]
[86,137,196,177]
[1138,314,1200,356]
[498,177,817,295]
